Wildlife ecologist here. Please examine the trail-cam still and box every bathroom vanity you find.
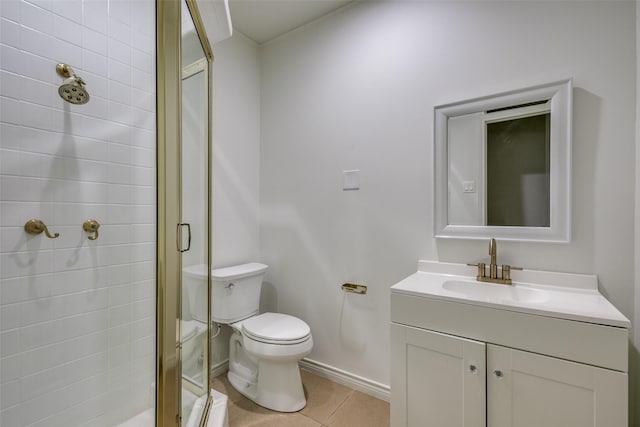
[390,261,630,427]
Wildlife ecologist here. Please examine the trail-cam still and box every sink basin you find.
[442,280,549,304]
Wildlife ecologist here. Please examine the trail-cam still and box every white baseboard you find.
[211,360,229,378]
[211,357,390,402]
[299,358,390,402]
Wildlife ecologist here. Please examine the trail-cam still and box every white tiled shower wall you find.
[0,1,156,426]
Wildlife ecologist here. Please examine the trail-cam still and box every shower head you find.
[56,63,90,105]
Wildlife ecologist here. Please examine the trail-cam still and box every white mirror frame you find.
[434,79,572,242]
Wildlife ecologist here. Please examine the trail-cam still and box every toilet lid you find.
[242,313,311,344]
[182,263,208,279]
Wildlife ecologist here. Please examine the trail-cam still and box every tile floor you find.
[211,370,390,427]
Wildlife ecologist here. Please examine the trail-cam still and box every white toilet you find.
[186,262,313,412]
[182,264,210,383]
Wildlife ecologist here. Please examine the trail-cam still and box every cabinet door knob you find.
[469,364,477,373]
[494,370,504,378]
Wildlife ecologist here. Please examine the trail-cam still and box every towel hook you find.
[83,219,100,240]
[24,219,60,239]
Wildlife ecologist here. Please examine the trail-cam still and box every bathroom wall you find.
[211,32,261,269]
[634,1,640,424]
[210,31,261,368]
[260,0,636,390]
[0,1,156,425]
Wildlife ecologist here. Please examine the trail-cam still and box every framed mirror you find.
[434,79,572,242]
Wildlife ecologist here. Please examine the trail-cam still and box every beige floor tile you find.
[325,391,390,427]
[227,398,277,425]
[299,370,353,424]
[238,412,322,427]
[211,374,245,403]
[212,371,387,427]
[227,399,322,427]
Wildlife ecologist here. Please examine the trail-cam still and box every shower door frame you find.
[157,0,214,425]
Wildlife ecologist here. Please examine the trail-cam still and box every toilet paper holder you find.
[341,283,367,295]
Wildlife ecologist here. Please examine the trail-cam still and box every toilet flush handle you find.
[225,283,235,290]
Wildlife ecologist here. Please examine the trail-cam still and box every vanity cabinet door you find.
[487,344,627,427]
[391,324,486,427]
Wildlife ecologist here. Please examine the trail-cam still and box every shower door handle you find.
[177,223,191,252]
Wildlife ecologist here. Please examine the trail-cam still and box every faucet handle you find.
[467,262,486,279]
[501,265,523,281]
[502,265,511,281]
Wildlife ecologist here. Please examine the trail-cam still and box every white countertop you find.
[390,261,630,328]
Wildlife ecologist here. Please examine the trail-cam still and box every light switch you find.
[343,170,360,190]
[463,180,476,193]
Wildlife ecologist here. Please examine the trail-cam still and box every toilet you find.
[185,262,313,412]
[181,319,207,381]
[182,264,210,384]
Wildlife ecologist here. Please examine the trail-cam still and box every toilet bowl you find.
[181,319,207,382]
[227,312,313,412]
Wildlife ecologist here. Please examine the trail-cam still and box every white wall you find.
[212,32,261,268]
[634,1,639,425]
[260,0,636,389]
[210,32,261,368]
[0,1,156,425]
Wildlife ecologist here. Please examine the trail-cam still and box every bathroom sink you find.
[442,280,549,304]
[389,261,631,327]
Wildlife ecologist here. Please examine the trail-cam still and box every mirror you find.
[434,80,572,242]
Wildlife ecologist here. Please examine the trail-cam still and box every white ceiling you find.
[228,0,354,44]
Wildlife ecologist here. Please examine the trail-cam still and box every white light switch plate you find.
[463,180,476,193]
[343,170,360,190]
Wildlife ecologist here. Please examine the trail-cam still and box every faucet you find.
[489,238,498,279]
[467,238,521,285]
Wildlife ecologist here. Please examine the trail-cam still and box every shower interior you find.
[0,0,218,425]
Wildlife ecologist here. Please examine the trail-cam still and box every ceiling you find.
[228,0,354,44]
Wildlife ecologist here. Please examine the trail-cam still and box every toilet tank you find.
[183,264,209,322]
[212,262,268,323]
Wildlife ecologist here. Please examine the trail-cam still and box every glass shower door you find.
[179,1,211,425]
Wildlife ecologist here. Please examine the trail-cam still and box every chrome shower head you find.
[56,63,90,105]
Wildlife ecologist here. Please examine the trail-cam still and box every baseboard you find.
[211,360,229,378]
[299,358,390,402]
[211,357,390,402]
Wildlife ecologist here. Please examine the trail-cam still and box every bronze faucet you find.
[489,238,498,279]
[468,238,521,285]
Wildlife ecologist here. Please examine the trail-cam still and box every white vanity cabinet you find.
[487,344,627,427]
[391,323,627,427]
[390,325,486,427]
[390,262,630,427]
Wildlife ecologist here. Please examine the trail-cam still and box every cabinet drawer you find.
[391,293,627,371]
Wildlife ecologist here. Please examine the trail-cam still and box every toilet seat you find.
[241,313,311,345]
[182,319,205,341]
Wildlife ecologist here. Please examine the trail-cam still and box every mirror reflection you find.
[434,80,571,242]
[486,107,550,227]
[448,101,551,227]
